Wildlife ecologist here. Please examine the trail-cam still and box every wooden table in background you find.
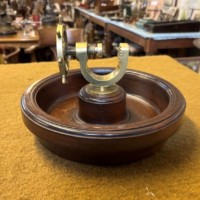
[75,7,200,57]
[106,23,198,55]
[0,31,39,49]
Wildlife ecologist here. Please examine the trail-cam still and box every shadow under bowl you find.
[21,68,186,165]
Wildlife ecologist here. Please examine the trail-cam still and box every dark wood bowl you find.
[21,68,186,165]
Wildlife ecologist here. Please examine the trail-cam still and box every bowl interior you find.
[35,68,170,127]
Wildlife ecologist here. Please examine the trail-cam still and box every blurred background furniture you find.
[66,28,85,59]
[0,46,20,64]
[176,56,200,73]
[0,0,199,63]
[25,26,84,61]
[175,38,200,73]
[0,30,39,49]
[193,38,200,49]
[75,7,200,57]
[25,25,57,61]
[66,28,85,46]
[94,0,119,14]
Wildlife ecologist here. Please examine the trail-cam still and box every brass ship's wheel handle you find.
[56,23,129,87]
[56,23,69,84]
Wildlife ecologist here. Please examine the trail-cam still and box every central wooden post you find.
[78,84,127,124]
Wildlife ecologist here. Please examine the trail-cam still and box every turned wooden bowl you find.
[21,68,186,165]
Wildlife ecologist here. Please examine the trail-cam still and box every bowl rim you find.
[21,68,186,139]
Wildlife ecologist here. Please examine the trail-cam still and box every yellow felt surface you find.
[1,56,200,200]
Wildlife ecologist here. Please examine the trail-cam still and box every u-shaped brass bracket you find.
[76,43,129,87]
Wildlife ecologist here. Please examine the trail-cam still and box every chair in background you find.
[25,26,57,61]
[65,28,85,59]
[66,28,85,46]
[0,46,20,64]
[25,27,85,61]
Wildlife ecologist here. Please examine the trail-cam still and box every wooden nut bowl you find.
[21,68,186,165]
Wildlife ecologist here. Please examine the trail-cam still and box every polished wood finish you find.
[66,28,85,46]
[21,68,186,165]
[0,31,39,49]
[38,26,56,48]
[78,84,126,124]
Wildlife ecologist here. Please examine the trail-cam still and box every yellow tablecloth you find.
[1,56,200,200]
